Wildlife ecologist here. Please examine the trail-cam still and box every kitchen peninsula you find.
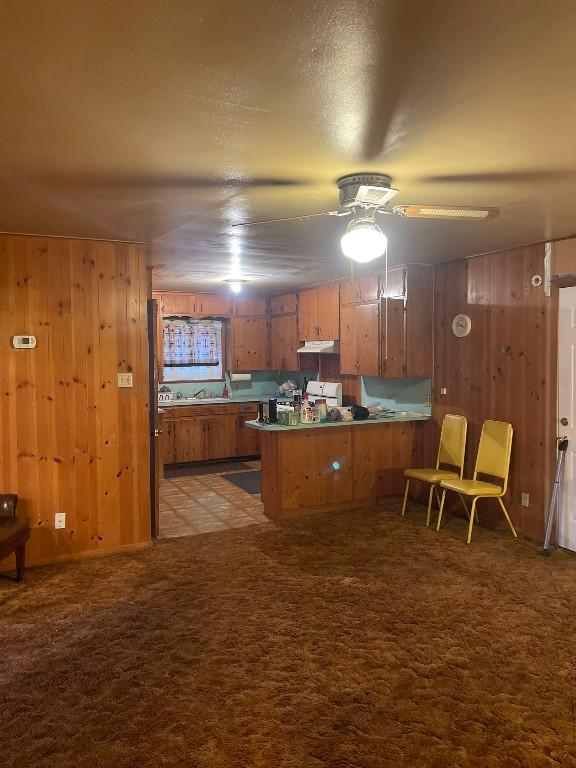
[248,414,430,518]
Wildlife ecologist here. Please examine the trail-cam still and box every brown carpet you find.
[1,503,576,768]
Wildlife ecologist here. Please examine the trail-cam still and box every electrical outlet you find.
[55,512,66,529]
[425,394,432,407]
[440,387,447,396]
[117,372,133,388]
[521,492,530,508]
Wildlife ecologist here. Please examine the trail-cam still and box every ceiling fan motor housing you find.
[337,172,395,209]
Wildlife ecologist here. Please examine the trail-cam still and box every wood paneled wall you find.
[0,235,151,568]
[431,244,555,540]
[553,239,576,276]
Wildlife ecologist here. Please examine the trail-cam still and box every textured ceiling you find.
[2,0,576,292]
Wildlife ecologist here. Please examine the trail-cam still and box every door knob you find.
[154,428,163,437]
[560,417,569,426]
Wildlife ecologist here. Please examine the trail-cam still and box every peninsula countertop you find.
[247,413,430,431]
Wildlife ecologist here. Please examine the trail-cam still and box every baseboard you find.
[0,540,152,573]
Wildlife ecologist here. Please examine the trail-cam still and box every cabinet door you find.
[233,297,268,316]
[271,314,299,370]
[355,302,380,376]
[236,413,260,456]
[270,292,297,316]
[195,294,232,316]
[203,415,237,460]
[405,265,433,378]
[316,283,339,339]
[297,288,318,340]
[162,293,196,315]
[340,275,380,305]
[379,267,406,299]
[339,303,357,375]
[173,418,205,462]
[159,417,175,465]
[380,298,406,378]
[232,317,270,371]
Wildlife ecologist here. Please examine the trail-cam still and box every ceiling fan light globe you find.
[229,281,243,293]
[340,225,387,263]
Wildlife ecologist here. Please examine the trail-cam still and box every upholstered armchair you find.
[0,495,30,581]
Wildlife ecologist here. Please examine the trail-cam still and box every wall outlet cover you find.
[55,512,66,529]
[521,492,530,508]
[117,372,134,388]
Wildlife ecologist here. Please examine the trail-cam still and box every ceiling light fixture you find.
[340,213,387,263]
[223,278,247,294]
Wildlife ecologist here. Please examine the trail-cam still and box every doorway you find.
[557,286,576,551]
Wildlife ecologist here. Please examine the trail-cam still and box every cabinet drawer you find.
[238,402,259,413]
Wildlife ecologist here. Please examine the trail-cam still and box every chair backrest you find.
[0,494,18,520]
[474,420,513,490]
[436,415,467,477]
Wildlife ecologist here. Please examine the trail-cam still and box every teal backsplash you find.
[361,377,431,413]
[159,370,314,399]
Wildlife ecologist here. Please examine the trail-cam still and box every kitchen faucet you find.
[193,388,208,399]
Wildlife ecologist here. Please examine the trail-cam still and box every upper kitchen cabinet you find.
[340,301,380,376]
[233,297,268,316]
[340,275,380,305]
[231,316,270,371]
[158,292,196,315]
[269,292,297,316]
[379,264,433,379]
[297,283,339,340]
[270,293,299,371]
[404,264,433,378]
[194,294,232,317]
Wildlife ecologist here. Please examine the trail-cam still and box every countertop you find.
[246,414,430,431]
[157,395,267,408]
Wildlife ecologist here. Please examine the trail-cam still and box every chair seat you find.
[404,468,459,483]
[0,516,30,550]
[439,478,503,496]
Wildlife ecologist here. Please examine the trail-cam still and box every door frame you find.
[546,250,576,545]
[147,297,160,538]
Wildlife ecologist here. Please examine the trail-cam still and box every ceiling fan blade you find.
[420,170,576,185]
[231,210,350,227]
[393,204,499,221]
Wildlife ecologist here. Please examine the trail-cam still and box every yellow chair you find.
[436,419,517,545]
[401,414,467,526]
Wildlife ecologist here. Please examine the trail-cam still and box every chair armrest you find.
[0,494,18,520]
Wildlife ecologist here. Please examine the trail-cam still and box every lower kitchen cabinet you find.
[161,404,260,464]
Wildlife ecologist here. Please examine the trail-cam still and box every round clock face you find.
[452,313,472,337]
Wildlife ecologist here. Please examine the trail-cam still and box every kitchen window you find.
[162,317,224,382]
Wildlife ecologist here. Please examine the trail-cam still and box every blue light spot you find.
[332,461,340,471]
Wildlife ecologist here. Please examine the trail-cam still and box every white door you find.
[558,286,576,551]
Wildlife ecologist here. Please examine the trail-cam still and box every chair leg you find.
[466,499,478,544]
[497,497,518,538]
[436,489,447,531]
[401,479,410,517]
[433,486,442,510]
[425,484,435,527]
[15,543,25,581]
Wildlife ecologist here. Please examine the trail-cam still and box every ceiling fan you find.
[232,172,499,263]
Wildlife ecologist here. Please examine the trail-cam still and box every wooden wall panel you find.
[0,235,150,568]
[432,244,555,541]
[553,238,576,276]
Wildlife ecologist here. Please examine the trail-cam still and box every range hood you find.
[297,340,340,354]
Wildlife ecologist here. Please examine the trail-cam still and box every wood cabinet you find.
[270,292,297,315]
[233,297,268,316]
[195,294,231,316]
[340,298,380,376]
[231,316,270,371]
[160,292,196,315]
[340,275,380,305]
[297,283,339,340]
[270,292,299,371]
[379,265,432,379]
[236,406,260,456]
[270,314,299,371]
[161,403,260,464]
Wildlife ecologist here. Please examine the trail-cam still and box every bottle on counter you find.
[315,397,327,422]
[268,398,278,424]
[300,393,314,424]
[223,383,229,398]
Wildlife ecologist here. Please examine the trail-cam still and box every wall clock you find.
[451,313,472,337]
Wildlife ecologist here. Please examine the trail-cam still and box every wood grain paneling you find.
[270,292,297,316]
[0,235,150,567]
[432,245,555,540]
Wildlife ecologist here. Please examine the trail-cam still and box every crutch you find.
[539,437,569,556]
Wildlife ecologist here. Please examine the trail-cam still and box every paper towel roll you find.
[230,373,252,382]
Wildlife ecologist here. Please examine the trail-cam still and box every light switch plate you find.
[117,373,134,388]
[521,492,530,508]
[55,512,66,529]
[440,387,447,396]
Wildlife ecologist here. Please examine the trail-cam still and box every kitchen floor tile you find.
[159,460,267,538]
